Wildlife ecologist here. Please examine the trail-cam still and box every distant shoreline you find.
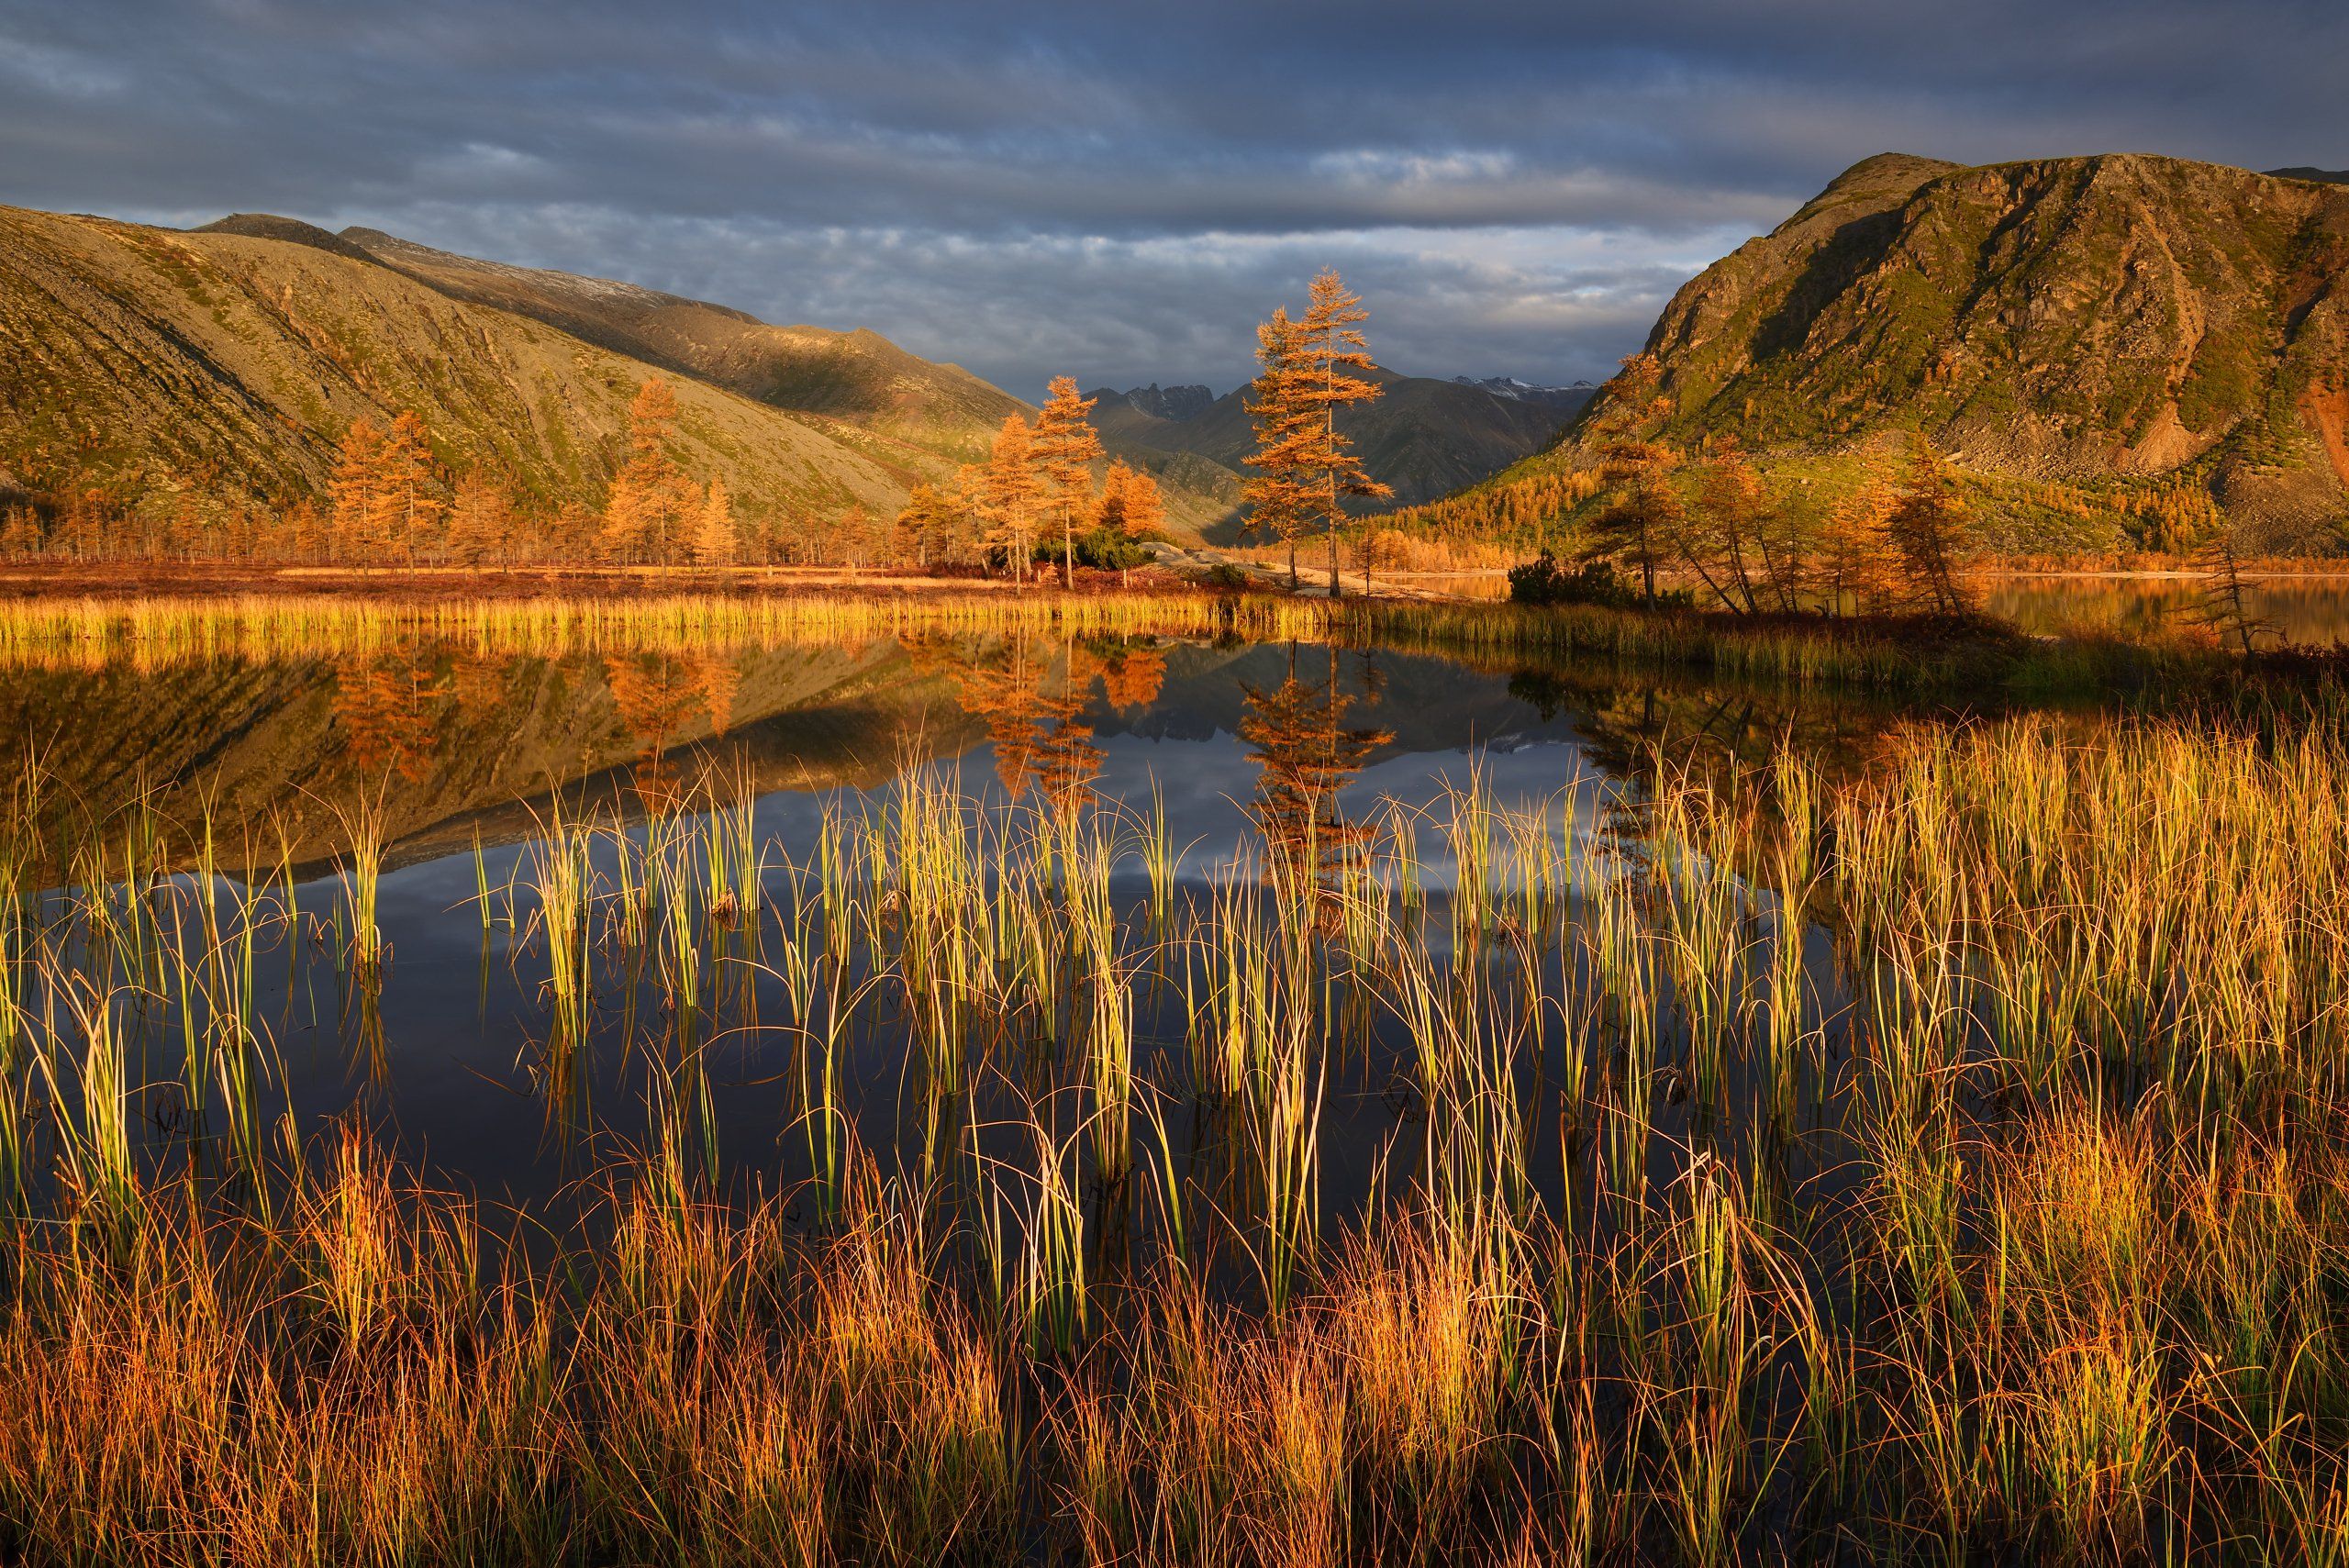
[0,562,1199,602]
[1965,568,2349,583]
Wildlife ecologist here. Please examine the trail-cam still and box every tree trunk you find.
[1325,406,1344,602]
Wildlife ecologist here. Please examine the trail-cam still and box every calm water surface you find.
[0,625,2000,1253]
[1982,574,2349,644]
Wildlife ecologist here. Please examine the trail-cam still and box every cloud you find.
[0,0,2342,395]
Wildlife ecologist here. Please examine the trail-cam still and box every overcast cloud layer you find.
[3,0,2343,397]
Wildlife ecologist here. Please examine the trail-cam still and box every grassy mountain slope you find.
[1615,152,2349,542]
[0,204,925,532]
[203,214,1241,538]
[1423,154,2349,555]
[321,225,1027,469]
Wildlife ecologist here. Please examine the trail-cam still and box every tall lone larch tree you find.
[1030,376,1104,586]
[1290,271,1391,598]
[1580,353,1681,604]
[1242,306,1318,587]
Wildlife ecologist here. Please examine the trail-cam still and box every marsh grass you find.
[0,690,2340,1562]
[0,587,2251,699]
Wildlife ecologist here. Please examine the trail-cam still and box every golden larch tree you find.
[601,378,697,563]
[1290,271,1392,597]
[977,415,1044,583]
[1092,461,1168,586]
[1030,376,1104,586]
[1883,434,1976,616]
[328,417,388,563]
[1814,479,1898,617]
[1241,306,1318,586]
[1688,439,1770,614]
[692,478,737,566]
[892,482,966,570]
[444,473,514,567]
[373,411,442,564]
[1580,353,1682,603]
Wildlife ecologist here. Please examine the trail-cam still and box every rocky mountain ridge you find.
[1547,151,2349,543]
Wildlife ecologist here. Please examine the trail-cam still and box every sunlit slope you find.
[0,205,923,533]
[1417,154,2349,552]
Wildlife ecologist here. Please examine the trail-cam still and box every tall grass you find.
[0,587,2248,695]
[0,701,2342,1562]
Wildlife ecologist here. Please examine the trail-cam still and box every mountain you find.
[1114,384,1217,422]
[2268,168,2349,186]
[1,204,924,533]
[1555,152,2349,543]
[1450,376,1598,415]
[309,223,1027,467]
[1085,366,1580,529]
[4,204,1240,542]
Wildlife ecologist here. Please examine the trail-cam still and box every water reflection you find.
[1240,644,1392,896]
[0,624,1968,883]
[0,620,2051,1241]
[1981,574,2349,645]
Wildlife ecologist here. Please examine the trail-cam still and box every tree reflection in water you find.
[1239,643,1393,906]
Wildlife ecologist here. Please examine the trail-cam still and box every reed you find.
[0,588,2243,702]
[0,682,2341,1562]
[334,791,388,975]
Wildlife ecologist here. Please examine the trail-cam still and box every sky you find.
[3,0,2343,400]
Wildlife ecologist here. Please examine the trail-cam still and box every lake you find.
[1407,568,2349,645]
[0,618,1918,1227]
[6,595,2345,1563]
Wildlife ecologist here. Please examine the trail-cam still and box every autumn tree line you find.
[0,373,1170,574]
[1490,354,1978,617]
[1407,355,2275,613]
[893,377,1169,583]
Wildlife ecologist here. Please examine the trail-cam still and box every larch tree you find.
[1752,473,1818,614]
[1242,306,1319,587]
[691,478,737,566]
[1579,353,1682,604]
[1092,460,1168,587]
[374,411,443,564]
[2194,518,2273,654]
[328,417,388,563]
[1883,433,1976,616]
[837,503,882,573]
[1290,270,1392,599]
[286,499,328,564]
[601,378,697,563]
[892,482,966,570]
[1689,439,1770,614]
[1030,376,1104,586]
[978,415,1044,582]
[1094,460,1167,541]
[444,473,514,568]
[1814,479,1898,617]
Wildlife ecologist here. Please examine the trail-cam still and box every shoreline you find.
[0,562,1203,602]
